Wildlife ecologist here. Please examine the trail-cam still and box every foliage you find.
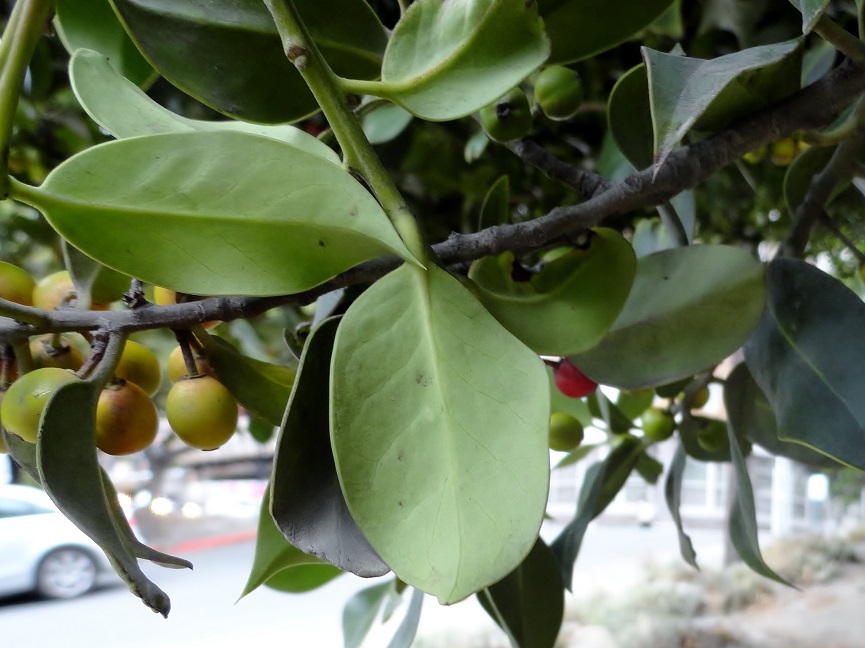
[0,0,864,644]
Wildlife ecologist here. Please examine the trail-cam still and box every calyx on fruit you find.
[479,87,532,143]
[29,334,85,371]
[549,412,584,452]
[553,359,598,399]
[95,380,158,456]
[0,367,80,443]
[167,344,213,382]
[166,375,237,450]
[534,65,583,121]
[467,228,636,355]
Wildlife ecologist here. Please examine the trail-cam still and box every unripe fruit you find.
[95,380,158,456]
[534,65,583,121]
[114,340,161,395]
[770,138,798,166]
[167,345,213,382]
[29,335,85,371]
[480,88,532,143]
[641,407,675,442]
[166,375,237,450]
[0,368,79,443]
[0,260,35,306]
[0,390,7,453]
[691,385,710,409]
[549,412,584,452]
[697,420,728,452]
[554,359,598,399]
[32,271,76,311]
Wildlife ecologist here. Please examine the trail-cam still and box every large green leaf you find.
[478,539,564,648]
[109,0,387,123]
[17,131,415,297]
[570,246,766,389]
[788,0,830,32]
[664,444,698,569]
[644,39,802,165]
[467,228,636,356]
[608,64,653,171]
[69,49,339,164]
[744,259,865,470]
[376,0,549,121]
[271,318,388,577]
[55,0,154,86]
[330,264,550,603]
[538,0,674,64]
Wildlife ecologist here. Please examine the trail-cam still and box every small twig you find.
[507,138,610,198]
[173,329,201,378]
[816,209,865,264]
[76,329,110,380]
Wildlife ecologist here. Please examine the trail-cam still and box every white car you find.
[0,484,117,599]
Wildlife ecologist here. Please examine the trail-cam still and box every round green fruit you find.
[691,385,710,409]
[166,345,213,383]
[0,261,35,306]
[534,65,583,121]
[166,375,237,450]
[641,407,674,442]
[114,340,161,396]
[549,412,584,452]
[96,380,158,456]
[480,88,532,143]
[30,335,85,371]
[0,368,79,443]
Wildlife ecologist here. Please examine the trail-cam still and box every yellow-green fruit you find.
[770,138,798,166]
[641,407,674,442]
[549,412,584,452]
[114,340,161,395]
[29,335,85,371]
[534,65,583,121]
[95,380,158,456]
[479,88,533,143]
[742,146,767,164]
[166,375,237,450]
[697,421,728,452]
[0,368,79,443]
[0,261,35,306]
[691,385,710,409]
[0,391,7,453]
[32,271,76,311]
[167,345,213,382]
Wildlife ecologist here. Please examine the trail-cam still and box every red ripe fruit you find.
[554,359,598,399]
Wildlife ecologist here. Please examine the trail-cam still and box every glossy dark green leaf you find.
[725,363,842,468]
[664,443,698,569]
[271,317,388,577]
[377,0,549,120]
[343,581,394,648]
[744,259,865,470]
[331,264,550,603]
[788,0,829,32]
[69,49,340,164]
[110,0,387,123]
[478,175,510,230]
[726,420,792,586]
[644,39,802,165]
[196,334,295,428]
[18,131,415,297]
[552,436,643,587]
[539,0,674,64]
[478,539,564,648]
[635,452,663,484]
[240,487,342,598]
[570,246,766,389]
[37,380,172,615]
[55,0,154,86]
[385,588,425,648]
[608,64,653,171]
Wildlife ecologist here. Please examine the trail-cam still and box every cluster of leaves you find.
[1,0,865,646]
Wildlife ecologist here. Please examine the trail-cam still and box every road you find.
[0,521,727,648]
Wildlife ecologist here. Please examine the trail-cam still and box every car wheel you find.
[35,547,98,599]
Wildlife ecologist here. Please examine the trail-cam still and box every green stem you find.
[0,0,53,198]
[815,15,865,63]
[263,0,430,265]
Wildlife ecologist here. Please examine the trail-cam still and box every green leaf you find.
[644,39,802,165]
[37,380,173,615]
[607,64,653,171]
[109,0,387,123]
[62,241,131,309]
[385,588,425,648]
[478,539,564,648]
[726,363,842,468]
[787,0,830,32]
[802,38,836,85]
[195,334,295,428]
[616,389,655,421]
[343,581,394,648]
[331,264,550,603]
[271,317,388,577]
[588,391,634,434]
[570,245,766,389]
[554,443,599,469]
[69,49,340,164]
[784,145,840,218]
[240,487,341,599]
[467,229,636,356]
[22,131,415,297]
[679,415,743,462]
[55,0,154,86]
[539,0,674,64]
[478,175,510,230]
[247,415,276,444]
[744,259,865,470]
[664,444,699,569]
[362,102,414,145]
[635,452,664,484]
[725,418,792,587]
[376,0,549,121]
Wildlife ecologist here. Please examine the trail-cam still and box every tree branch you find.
[506,139,611,198]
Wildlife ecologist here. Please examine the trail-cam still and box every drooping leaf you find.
[343,581,394,648]
[385,588,425,648]
[664,444,699,569]
[55,0,154,86]
[787,0,830,32]
[744,259,865,470]
[195,334,295,428]
[271,317,388,577]
[109,0,387,123]
[376,0,549,121]
[607,64,653,171]
[643,39,802,165]
[17,131,416,297]
[331,264,550,603]
[539,0,674,64]
[570,245,766,389]
[467,229,636,356]
[69,49,340,164]
[635,452,664,484]
[478,175,510,230]
[478,539,564,648]
[240,487,342,599]
[362,102,414,145]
